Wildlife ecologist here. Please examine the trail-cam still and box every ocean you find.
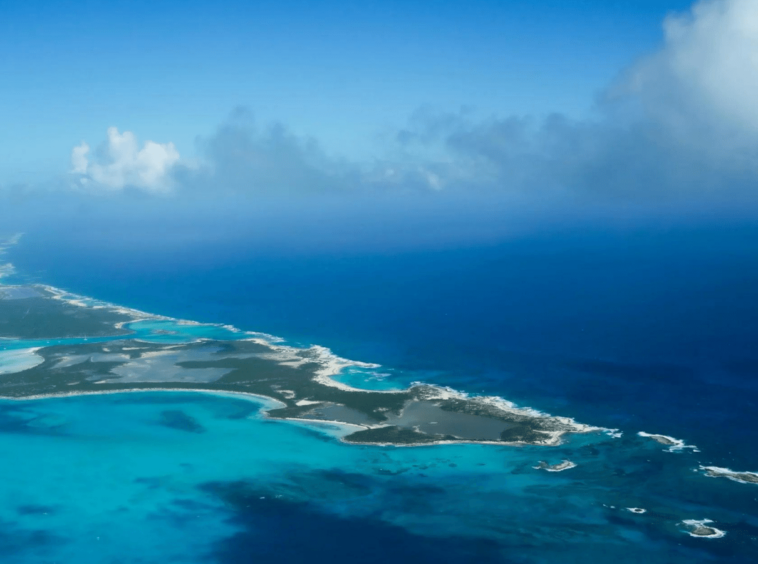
[2,221,758,562]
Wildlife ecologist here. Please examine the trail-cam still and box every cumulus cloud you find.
[70,142,89,175]
[624,0,758,133]
[179,110,489,196]
[60,0,758,209]
[385,0,758,202]
[71,127,180,193]
[180,109,356,195]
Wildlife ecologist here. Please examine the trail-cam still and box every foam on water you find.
[680,519,727,539]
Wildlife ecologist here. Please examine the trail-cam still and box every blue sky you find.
[1,0,693,182]
[2,0,758,242]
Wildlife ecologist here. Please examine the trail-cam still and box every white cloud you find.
[71,127,180,193]
[59,0,758,205]
[71,142,89,175]
[626,0,758,132]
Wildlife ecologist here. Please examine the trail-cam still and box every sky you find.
[1,0,757,247]
[1,0,691,176]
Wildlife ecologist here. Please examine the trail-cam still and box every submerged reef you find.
[0,284,600,447]
[533,460,577,472]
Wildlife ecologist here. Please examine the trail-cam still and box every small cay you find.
[533,460,577,472]
[680,519,726,539]
[637,432,698,453]
[699,466,758,485]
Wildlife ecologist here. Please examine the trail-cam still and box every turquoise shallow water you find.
[1,391,755,564]
[124,320,257,344]
[331,366,409,391]
[0,319,251,353]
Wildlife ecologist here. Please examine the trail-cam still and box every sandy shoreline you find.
[1,387,558,448]
[1,274,615,448]
[4,387,287,409]
[28,281,405,397]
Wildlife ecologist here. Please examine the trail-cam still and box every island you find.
[0,284,601,447]
[637,431,698,453]
[680,519,726,539]
[533,460,577,472]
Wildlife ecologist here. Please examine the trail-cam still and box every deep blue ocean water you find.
[3,222,758,562]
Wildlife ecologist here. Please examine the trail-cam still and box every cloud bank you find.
[385,0,758,203]
[47,0,758,213]
[626,0,758,133]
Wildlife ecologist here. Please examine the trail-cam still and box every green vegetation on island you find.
[0,285,596,446]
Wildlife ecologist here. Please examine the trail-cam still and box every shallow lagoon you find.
[2,391,755,564]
